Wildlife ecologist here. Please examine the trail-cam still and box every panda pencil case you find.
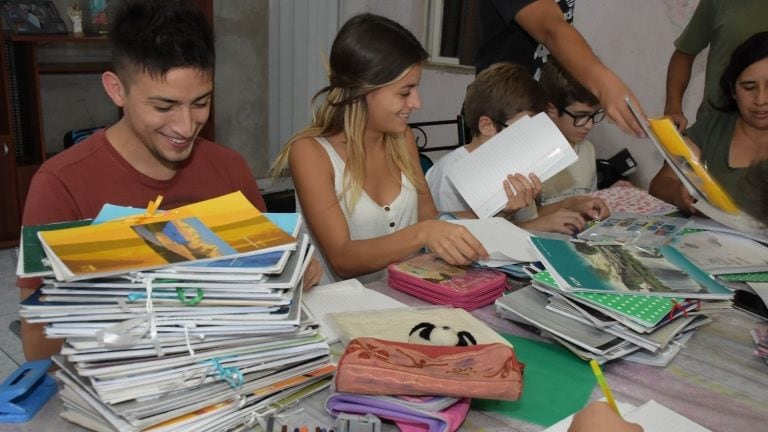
[334,337,524,400]
[387,254,507,310]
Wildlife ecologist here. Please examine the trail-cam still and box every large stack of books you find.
[18,192,334,431]
[496,213,741,365]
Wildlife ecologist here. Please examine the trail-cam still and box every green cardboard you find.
[21,220,92,275]
[472,333,594,426]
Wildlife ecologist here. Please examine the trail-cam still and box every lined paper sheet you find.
[447,113,577,218]
[302,279,406,343]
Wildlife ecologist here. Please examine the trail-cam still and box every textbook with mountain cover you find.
[38,193,296,281]
[530,236,732,299]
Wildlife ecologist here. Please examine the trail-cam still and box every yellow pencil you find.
[589,359,621,416]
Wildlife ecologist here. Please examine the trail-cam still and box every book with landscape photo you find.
[530,236,732,299]
[37,193,296,281]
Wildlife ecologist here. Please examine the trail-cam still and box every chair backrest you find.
[419,153,435,173]
[409,114,467,160]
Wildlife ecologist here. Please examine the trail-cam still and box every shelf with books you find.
[0,1,214,248]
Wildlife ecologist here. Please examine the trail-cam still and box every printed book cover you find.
[671,230,768,275]
[388,253,504,294]
[157,192,297,254]
[577,212,688,249]
[530,237,732,299]
[39,215,239,281]
[174,213,302,274]
[38,193,297,281]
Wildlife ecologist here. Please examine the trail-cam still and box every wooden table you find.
[3,280,766,432]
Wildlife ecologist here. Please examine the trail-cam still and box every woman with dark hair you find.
[271,14,487,282]
[650,31,768,214]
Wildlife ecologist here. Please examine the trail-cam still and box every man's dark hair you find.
[109,0,215,82]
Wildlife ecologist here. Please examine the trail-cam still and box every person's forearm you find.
[520,5,605,97]
[536,201,561,217]
[665,50,695,115]
[322,222,432,279]
[20,287,64,361]
[648,171,681,205]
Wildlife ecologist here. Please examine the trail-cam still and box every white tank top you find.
[304,137,419,283]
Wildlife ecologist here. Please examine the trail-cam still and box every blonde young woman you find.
[271,14,487,282]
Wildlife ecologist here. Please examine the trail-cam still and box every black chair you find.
[409,114,467,172]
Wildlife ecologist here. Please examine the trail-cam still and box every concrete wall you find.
[213,0,269,175]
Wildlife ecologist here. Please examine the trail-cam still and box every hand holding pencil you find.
[569,360,643,432]
[568,401,643,432]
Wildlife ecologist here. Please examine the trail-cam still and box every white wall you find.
[574,0,704,187]
[336,0,705,188]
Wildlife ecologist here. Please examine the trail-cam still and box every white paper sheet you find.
[302,279,406,343]
[447,113,577,218]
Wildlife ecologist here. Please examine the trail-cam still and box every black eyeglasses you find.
[559,107,606,127]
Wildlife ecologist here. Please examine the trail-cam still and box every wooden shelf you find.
[6,34,108,43]
[0,0,213,247]
[38,61,111,74]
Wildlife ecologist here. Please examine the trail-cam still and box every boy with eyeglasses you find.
[538,59,606,206]
[426,62,609,235]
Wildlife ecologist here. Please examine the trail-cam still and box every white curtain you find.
[268,0,340,164]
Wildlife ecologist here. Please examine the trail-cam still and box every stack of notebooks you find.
[17,192,335,431]
[496,213,739,365]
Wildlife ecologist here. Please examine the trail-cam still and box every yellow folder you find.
[648,117,739,214]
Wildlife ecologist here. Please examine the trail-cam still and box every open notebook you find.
[446,112,577,218]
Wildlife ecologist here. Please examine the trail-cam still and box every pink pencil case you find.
[335,337,524,401]
[387,254,507,310]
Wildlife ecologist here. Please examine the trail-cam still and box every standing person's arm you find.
[514,0,646,137]
[648,136,703,215]
[664,50,696,131]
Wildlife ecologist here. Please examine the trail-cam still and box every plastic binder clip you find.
[335,413,382,432]
[0,359,57,423]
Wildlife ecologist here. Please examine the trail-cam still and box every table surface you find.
[3,279,767,432]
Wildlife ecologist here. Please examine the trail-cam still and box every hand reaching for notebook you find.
[568,401,643,432]
[301,257,323,290]
[501,173,541,216]
[669,183,699,216]
[418,220,489,265]
[561,196,611,220]
[520,209,586,235]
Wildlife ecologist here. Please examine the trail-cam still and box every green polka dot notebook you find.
[532,271,683,328]
[718,272,768,283]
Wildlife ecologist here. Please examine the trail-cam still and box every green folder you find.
[718,272,768,283]
[471,333,594,426]
[20,219,92,276]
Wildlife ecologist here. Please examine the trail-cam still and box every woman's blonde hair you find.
[270,13,428,211]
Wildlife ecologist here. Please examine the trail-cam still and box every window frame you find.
[425,0,464,67]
